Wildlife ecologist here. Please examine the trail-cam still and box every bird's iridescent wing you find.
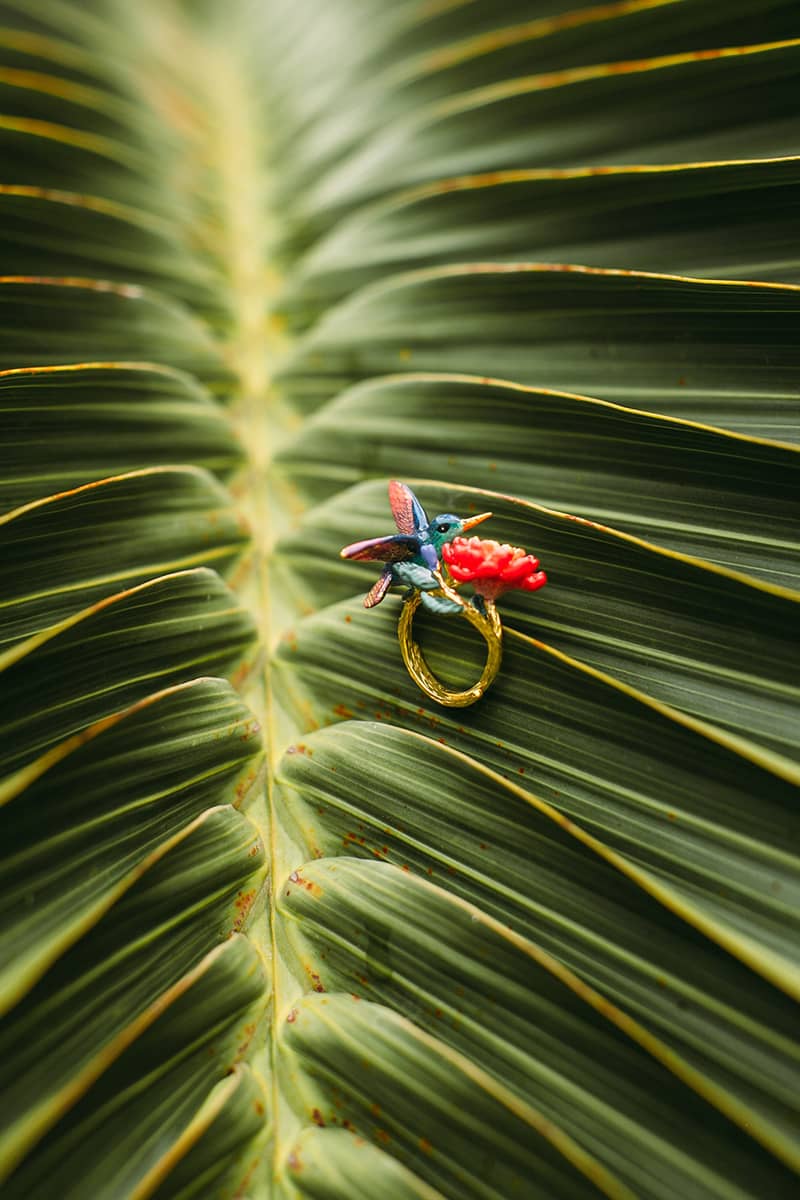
[363,567,393,608]
[340,533,417,562]
[388,480,427,535]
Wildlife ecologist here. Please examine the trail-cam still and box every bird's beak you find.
[460,511,493,532]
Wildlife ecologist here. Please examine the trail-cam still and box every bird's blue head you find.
[427,510,492,552]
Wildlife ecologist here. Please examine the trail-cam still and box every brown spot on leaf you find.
[236,1021,257,1059]
[232,889,257,932]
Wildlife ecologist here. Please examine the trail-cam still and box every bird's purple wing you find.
[389,480,427,535]
[363,567,393,608]
[340,533,417,562]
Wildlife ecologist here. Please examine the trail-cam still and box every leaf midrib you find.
[158,11,291,1183]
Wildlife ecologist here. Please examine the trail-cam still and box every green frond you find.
[0,1,797,1197]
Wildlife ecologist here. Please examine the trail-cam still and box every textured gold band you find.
[397,577,503,707]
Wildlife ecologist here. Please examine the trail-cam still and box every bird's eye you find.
[436,522,450,533]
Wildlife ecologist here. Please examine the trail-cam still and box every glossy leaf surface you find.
[0,1,797,1198]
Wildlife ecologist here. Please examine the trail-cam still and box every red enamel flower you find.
[442,536,547,601]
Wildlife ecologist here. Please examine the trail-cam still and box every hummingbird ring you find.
[340,481,547,708]
[397,571,503,708]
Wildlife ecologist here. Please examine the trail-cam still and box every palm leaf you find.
[0,1,797,1197]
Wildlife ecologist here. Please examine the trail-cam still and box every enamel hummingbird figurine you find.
[340,480,492,608]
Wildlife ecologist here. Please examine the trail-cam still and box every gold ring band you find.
[397,579,503,707]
